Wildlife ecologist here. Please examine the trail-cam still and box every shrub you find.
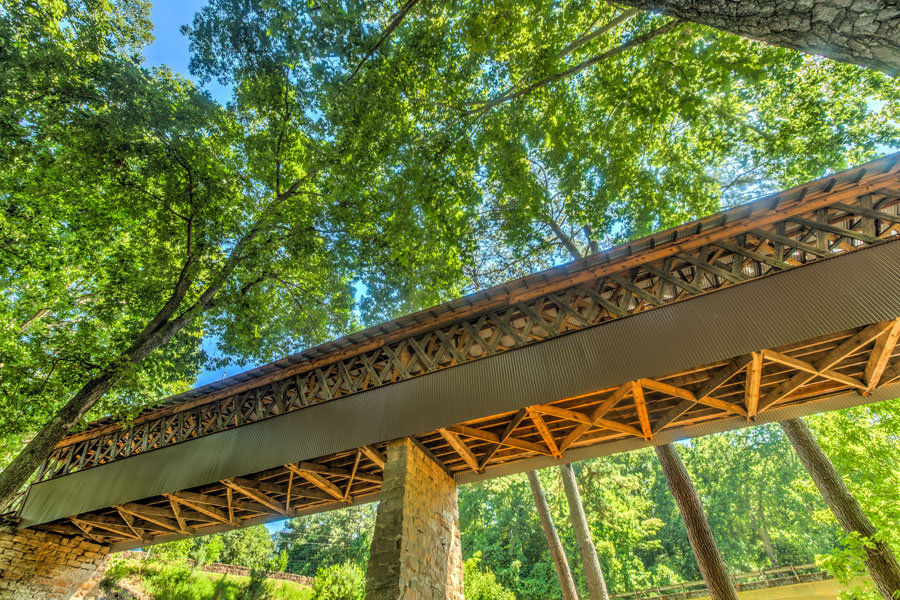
[465,553,516,600]
[311,562,365,600]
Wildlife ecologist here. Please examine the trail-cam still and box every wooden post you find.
[560,462,610,600]
[527,470,579,600]
[780,418,900,600]
[655,443,738,600]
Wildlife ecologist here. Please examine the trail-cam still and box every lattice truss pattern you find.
[36,319,900,546]
[39,175,900,483]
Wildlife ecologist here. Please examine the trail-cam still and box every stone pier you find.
[0,528,109,599]
[365,438,464,600]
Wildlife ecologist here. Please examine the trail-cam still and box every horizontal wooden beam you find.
[639,378,748,418]
[115,503,187,535]
[762,349,865,390]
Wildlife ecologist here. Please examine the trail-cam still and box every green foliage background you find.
[3,0,900,598]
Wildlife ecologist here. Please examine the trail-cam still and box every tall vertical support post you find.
[655,443,738,600]
[560,462,610,600]
[527,470,579,600]
[365,437,464,600]
[780,418,900,600]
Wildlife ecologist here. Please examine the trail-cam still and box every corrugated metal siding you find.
[20,239,900,527]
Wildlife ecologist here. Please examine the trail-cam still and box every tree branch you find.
[558,9,640,58]
[465,19,682,115]
[544,216,583,261]
[336,0,421,98]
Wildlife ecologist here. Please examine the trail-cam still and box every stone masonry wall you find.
[365,438,463,600]
[0,528,109,600]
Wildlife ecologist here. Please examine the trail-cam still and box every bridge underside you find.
[23,242,900,550]
[15,154,900,551]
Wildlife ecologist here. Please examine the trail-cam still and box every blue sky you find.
[143,0,230,103]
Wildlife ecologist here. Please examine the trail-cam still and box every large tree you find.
[193,0,897,286]
[560,463,611,600]
[0,0,474,509]
[781,418,900,600]
[528,470,579,600]
[617,1,900,76]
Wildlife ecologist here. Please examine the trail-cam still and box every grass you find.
[102,557,314,600]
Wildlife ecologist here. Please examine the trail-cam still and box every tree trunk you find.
[655,443,738,600]
[527,470,579,600]
[560,463,610,600]
[617,0,900,76]
[757,520,778,568]
[780,418,900,600]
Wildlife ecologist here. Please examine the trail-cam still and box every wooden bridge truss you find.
[36,318,900,546]
[15,153,900,549]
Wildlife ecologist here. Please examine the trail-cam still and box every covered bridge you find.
[4,153,900,598]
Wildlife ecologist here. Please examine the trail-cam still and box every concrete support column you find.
[365,438,464,600]
[0,528,109,599]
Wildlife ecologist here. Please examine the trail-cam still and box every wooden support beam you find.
[286,471,294,512]
[360,445,386,469]
[286,464,346,501]
[438,428,482,472]
[115,503,187,535]
[292,461,381,484]
[527,407,562,459]
[653,399,695,432]
[479,409,527,468]
[169,498,190,534]
[449,424,552,456]
[77,514,142,540]
[343,451,361,501]
[864,319,900,392]
[113,508,145,540]
[759,321,891,412]
[638,378,694,401]
[559,382,632,452]
[165,492,237,527]
[745,352,762,419]
[695,356,752,401]
[68,518,104,544]
[632,382,652,440]
[166,489,266,513]
[592,418,645,438]
[222,478,289,516]
[880,361,900,387]
[531,404,591,425]
[639,377,748,418]
[762,349,866,390]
